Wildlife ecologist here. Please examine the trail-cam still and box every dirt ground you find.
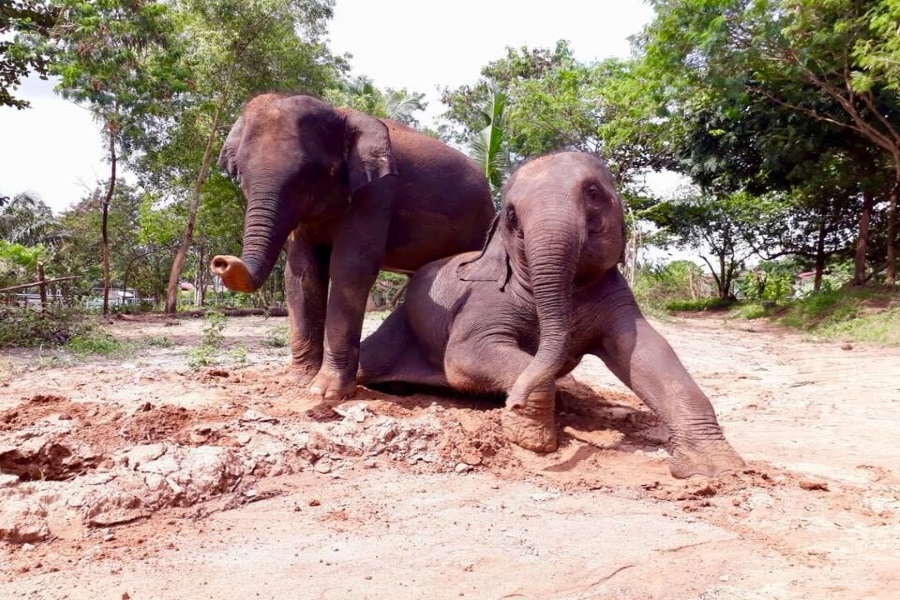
[0,312,897,600]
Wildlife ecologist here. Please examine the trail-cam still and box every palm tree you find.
[0,192,66,247]
[383,89,426,127]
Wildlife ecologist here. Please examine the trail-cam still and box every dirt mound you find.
[0,366,685,545]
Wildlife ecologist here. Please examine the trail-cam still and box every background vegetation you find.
[1,0,898,348]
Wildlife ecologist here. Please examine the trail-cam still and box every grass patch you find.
[64,331,136,357]
[731,303,771,320]
[664,297,734,312]
[144,334,175,348]
[816,307,900,346]
[731,287,899,346]
[263,325,289,348]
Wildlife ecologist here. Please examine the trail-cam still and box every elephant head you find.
[210,93,398,292]
[459,152,626,407]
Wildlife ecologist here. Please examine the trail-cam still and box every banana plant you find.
[469,81,509,207]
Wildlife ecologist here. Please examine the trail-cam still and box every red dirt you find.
[0,313,897,599]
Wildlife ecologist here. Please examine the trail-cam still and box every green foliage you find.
[732,303,770,320]
[56,182,170,301]
[65,331,135,357]
[638,0,900,283]
[0,0,57,108]
[817,307,900,346]
[664,297,734,312]
[185,310,244,368]
[0,240,46,287]
[645,189,789,298]
[46,0,188,145]
[468,81,509,204]
[780,289,855,328]
[632,260,708,310]
[200,310,226,347]
[732,285,900,344]
[144,334,175,348]
[440,41,669,200]
[737,260,797,304]
[0,192,64,247]
[369,271,408,309]
[324,76,426,127]
[0,306,94,347]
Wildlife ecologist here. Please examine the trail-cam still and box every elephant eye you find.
[585,185,603,203]
[505,204,518,230]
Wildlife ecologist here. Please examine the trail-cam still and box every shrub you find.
[632,260,710,311]
[0,306,94,347]
[664,297,733,312]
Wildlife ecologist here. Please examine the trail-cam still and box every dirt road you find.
[0,314,897,599]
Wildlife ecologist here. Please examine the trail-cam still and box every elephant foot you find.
[501,404,558,453]
[308,368,357,402]
[669,438,745,479]
[284,362,319,386]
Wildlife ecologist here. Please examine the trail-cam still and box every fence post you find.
[37,262,47,311]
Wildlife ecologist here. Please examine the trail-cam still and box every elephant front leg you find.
[445,334,558,453]
[308,186,392,401]
[284,234,330,384]
[593,316,745,478]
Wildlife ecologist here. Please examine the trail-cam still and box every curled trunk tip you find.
[209,255,259,293]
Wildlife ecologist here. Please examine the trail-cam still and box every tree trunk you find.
[198,244,206,307]
[854,191,873,286]
[813,213,827,292]
[164,60,238,314]
[719,254,728,299]
[887,182,898,286]
[102,130,117,316]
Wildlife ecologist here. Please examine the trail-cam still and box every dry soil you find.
[0,313,897,600]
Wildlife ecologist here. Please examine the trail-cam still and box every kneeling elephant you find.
[358,151,745,479]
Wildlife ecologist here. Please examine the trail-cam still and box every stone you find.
[0,474,20,488]
[0,498,50,544]
[124,444,167,469]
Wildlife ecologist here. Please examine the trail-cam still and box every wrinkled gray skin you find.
[358,152,745,478]
[210,94,494,401]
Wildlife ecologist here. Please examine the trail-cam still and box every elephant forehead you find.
[514,152,614,185]
[244,93,286,117]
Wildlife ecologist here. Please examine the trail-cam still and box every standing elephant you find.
[210,93,495,400]
[358,152,744,478]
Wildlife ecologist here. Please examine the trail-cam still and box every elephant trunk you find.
[210,193,295,293]
[508,207,581,406]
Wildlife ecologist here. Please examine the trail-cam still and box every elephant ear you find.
[344,112,399,194]
[217,116,245,180]
[457,213,511,290]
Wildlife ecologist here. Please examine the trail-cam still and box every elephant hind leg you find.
[357,307,448,388]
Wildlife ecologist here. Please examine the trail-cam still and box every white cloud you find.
[0,77,108,213]
[0,0,656,214]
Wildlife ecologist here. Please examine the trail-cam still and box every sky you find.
[0,0,667,215]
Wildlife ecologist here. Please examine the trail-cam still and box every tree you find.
[146,0,344,314]
[324,76,427,126]
[57,182,170,303]
[646,189,787,299]
[441,42,671,199]
[640,0,900,284]
[0,192,64,247]
[40,0,185,315]
[0,0,57,108]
